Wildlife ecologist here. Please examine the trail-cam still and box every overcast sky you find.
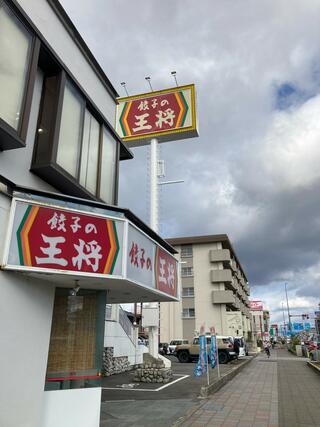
[61,0,320,324]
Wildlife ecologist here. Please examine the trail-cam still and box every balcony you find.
[210,269,233,284]
[209,249,231,263]
[212,290,235,304]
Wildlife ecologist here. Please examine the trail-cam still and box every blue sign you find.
[209,335,217,369]
[304,322,311,330]
[293,322,304,331]
[194,335,207,377]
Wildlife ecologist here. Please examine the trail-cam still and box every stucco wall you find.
[0,193,55,427]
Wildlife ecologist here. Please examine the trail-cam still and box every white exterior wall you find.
[16,0,116,126]
[104,320,145,365]
[0,194,55,427]
[193,242,227,335]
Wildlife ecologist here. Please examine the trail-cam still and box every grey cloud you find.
[61,0,320,318]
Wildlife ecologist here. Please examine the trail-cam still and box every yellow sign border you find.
[116,84,197,142]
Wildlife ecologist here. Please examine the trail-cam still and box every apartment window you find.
[182,308,195,318]
[181,245,193,257]
[181,266,193,277]
[182,287,194,297]
[0,1,38,150]
[33,74,118,204]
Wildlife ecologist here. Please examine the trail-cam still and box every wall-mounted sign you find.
[155,246,177,297]
[5,200,123,276]
[249,300,263,311]
[2,199,178,301]
[116,84,198,147]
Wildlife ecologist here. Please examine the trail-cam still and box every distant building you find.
[160,234,252,343]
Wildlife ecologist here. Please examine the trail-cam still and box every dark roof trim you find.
[48,0,118,99]
[166,234,248,281]
[0,175,176,255]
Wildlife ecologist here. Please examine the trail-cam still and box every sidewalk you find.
[177,348,320,427]
[175,350,278,427]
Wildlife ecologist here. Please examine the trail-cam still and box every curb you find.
[307,360,320,375]
[200,355,257,398]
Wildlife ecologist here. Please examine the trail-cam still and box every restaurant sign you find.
[2,199,178,300]
[249,300,263,311]
[115,84,198,147]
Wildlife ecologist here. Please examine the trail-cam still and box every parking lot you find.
[100,355,253,426]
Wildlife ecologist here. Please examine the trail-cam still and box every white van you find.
[168,339,189,354]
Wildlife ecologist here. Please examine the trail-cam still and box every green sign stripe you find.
[110,221,120,274]
[16,205,32,265]
[180,91,189,127]
[119,102,128,136]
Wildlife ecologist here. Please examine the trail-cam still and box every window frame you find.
[181,266,194,277]
[181,245,193,258]
[182,308,195,318]
[0,0,40,150]
[182,287,194,297]
[32,70,120,204]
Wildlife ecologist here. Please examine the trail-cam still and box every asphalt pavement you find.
[100,355,253,426]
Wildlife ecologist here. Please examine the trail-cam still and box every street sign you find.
[116,84,198,147]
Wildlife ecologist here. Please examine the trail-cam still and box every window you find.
[182,308,195,318]
[57,81,84,178]
[181,266,193,277]
[0,1,38,150]
[182,287,194,297]
[33,74,118,204]
[181,245,193,257]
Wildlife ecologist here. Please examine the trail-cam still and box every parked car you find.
[174,335,237,364]
[168,339,189,355]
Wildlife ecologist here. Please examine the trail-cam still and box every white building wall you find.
[0,193,55,427]
[16,0,116,126]
[193,242,227,335]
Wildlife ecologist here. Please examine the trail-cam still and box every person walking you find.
[264,341,271,358]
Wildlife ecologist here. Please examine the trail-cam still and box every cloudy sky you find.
[61,0,320,324]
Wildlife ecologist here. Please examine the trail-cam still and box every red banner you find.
[155,247,177,297]
[17,205,119,275]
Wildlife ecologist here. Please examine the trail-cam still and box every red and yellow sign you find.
[116,84,198,147]
[16,205,119,275]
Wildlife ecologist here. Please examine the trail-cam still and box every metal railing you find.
[119,305,134,344]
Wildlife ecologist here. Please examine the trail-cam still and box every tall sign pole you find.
[116,83,198,358]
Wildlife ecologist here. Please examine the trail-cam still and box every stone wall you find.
[133,353,173,384]
[102,347,132,376]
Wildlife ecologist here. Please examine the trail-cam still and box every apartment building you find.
[160,235,252,344]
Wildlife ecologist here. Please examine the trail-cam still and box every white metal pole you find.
[216,335,221,379]
[150,138,159,233]
[149,138,159,357]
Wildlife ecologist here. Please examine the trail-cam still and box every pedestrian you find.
[233,338,240,359]
[264,341,270,358]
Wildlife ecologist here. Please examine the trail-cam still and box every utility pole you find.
[282,302,287,336]
[285,283,291,332]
